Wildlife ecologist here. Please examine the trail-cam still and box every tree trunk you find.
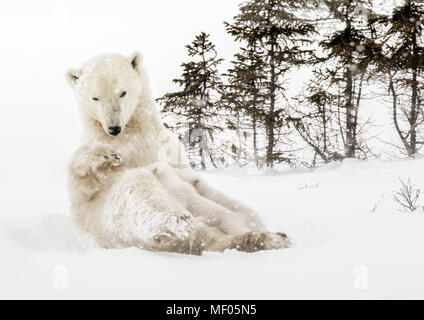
[389,71,412,155]
[322,106,328,153]
[344,18,356,158]
[252,99,258,166]
[198,112,206,170]
[266,41,276,167]
[410,15,418,156]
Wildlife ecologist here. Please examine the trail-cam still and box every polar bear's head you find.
[66,52,143,136]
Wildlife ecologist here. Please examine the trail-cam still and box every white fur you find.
[67,52,290,254]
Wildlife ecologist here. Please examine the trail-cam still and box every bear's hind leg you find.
[151,165,253,235]
[103,168,209,255]
[209,231,292,253]
[174,168,266,231]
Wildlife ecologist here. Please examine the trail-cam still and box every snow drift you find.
[1,158,424,299]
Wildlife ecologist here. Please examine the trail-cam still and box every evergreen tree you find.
[371,0,424,157]
[318,0,378,159]
[221,44,267,166]
[225,0,316,168]
[289,0,380,164]
[157,32,223,169]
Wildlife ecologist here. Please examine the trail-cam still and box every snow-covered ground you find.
[1,158,424,299]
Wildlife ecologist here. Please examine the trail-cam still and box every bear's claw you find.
[229,231,292,253]
[95,152,123,170]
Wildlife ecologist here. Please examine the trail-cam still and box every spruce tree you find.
[222,44,267,166]
[289,0,380,164]
[371,0,424,157]
[319,0,377,159]
[157,32,223,169]
[225,0,316,168]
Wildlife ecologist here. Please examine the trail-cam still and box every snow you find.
[1,158,424,299]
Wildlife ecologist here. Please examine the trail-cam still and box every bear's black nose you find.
[108,126,121,136]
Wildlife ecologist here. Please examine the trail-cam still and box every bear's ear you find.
[128,51,143,72]
[66,68,82,88]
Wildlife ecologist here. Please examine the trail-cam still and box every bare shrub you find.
[393,178,422,213]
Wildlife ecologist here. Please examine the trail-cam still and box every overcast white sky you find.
[0,0,241,97]
[0,1,243,203]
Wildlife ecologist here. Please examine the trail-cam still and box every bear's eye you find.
[92,97,99,101]
[120,91,127,98]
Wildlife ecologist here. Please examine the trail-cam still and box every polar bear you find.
[66,51,290,255]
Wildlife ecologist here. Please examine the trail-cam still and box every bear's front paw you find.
[94,152,124,170]
[72,143,124,177]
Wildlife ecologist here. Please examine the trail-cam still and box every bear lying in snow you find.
[66,51,291,255]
